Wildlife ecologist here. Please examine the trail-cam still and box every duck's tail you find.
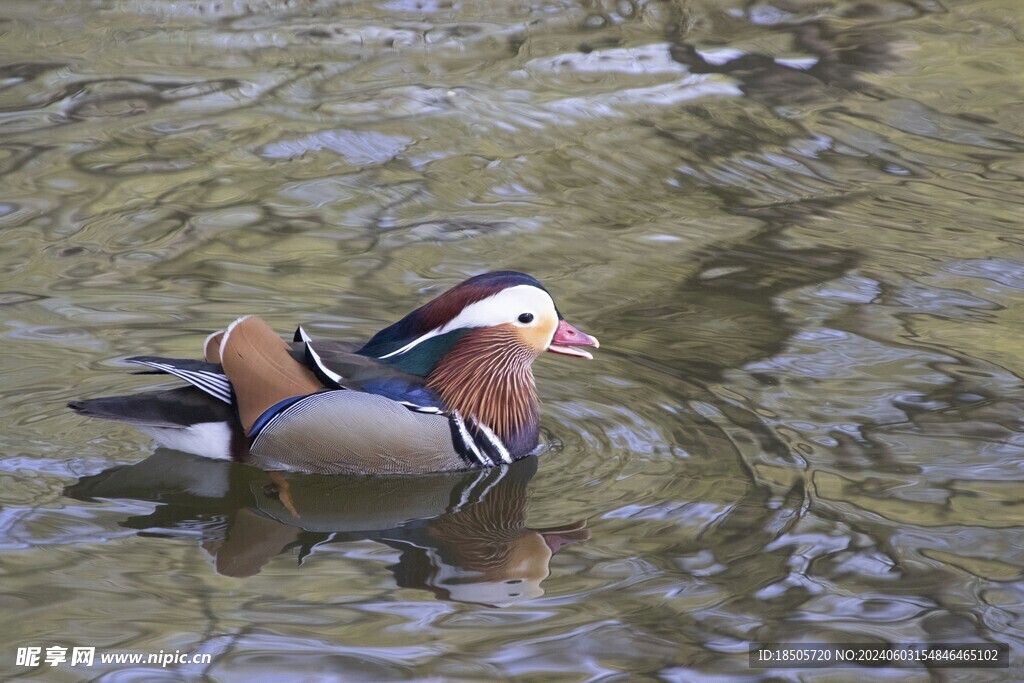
[69,387,244,461]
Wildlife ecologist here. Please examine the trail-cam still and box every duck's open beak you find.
[547,319,600,360]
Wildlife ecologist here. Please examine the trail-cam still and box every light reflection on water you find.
[2,0,1024,679]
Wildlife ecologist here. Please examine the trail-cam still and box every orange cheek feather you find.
[515,316,558,353]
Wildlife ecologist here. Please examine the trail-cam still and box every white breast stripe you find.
[474,421,513,464]
[453,413,493,468]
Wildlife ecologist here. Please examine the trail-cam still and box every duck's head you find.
[359,271,599,374]
[360,271,598,450]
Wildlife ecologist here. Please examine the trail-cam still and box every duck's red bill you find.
[547,319,599,360]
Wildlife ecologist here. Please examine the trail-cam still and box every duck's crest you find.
[359,271,551,362]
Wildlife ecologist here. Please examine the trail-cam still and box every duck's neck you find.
[426,327,540,454]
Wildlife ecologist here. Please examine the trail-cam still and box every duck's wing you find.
[215,316,324,433]
[127,357,233,404]
[289,325,445,410]
[129,325,444,411]
[216,319,488,474]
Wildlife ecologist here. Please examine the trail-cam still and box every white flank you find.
[139,422,234,461]
[454,413,492,467]
[380,285,557,358]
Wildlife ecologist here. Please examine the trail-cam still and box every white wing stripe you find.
[296,326,345,385]
[132,360,233,403]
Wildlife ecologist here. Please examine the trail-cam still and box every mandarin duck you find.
[69,271,599,475]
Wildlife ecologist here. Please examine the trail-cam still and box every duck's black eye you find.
[518,312,534,324]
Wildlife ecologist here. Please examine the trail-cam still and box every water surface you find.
[2,0,1024,680]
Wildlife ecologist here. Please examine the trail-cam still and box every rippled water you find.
[3,0,1024,680]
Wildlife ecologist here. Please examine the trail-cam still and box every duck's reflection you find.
[64,451,589,607]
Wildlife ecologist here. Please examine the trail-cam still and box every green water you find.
[2,0,1023,680]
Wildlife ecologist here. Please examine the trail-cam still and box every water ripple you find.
[3,0,1024,678]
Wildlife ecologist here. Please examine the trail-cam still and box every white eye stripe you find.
[379,285,556,359]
